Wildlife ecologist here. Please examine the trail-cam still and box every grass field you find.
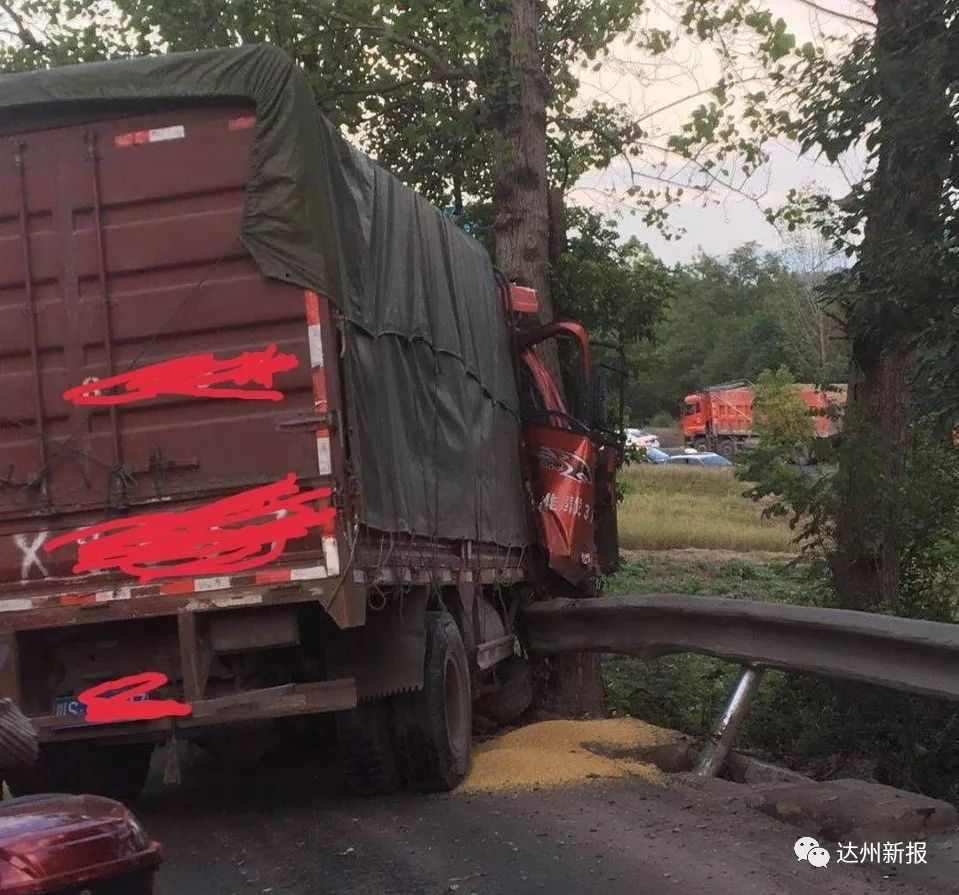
[603,553,819,603]
[617,463,797,553]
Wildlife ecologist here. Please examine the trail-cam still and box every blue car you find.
[643,447,670,464]
[666,452,733,468]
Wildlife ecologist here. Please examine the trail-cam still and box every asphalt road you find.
[137,743,958,895]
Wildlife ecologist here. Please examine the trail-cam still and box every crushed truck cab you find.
[0,46,622,798]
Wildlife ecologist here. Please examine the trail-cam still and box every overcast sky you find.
[571,0,870,264]
[619,140,859,265]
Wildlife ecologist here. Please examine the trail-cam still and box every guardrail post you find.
[695,665,765,777]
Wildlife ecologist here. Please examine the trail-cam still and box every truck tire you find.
[391,611,471,792]
[0,699,38,768]
[335,700,399,796]
[717,438,737,459]
[474,656,533,726]
[6,743,153,804]
[692,436,708,451]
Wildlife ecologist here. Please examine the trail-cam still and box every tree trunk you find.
[830,0,950,611]
[831,346,912,610]
[490,0,552,316]
[487,0,603,717]
[536,654,605,720]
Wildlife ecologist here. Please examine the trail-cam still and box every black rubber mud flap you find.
[391,611,472,792]
[6,743,153,804]
[335,699,399,796]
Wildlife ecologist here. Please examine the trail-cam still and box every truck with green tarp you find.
[0,45,621,799]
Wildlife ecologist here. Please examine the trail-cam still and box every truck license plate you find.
[53,693,147,718]
[53,697,85,718]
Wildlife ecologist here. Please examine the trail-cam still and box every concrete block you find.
[751,778,957,841]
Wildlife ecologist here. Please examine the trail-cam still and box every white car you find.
[625,428,660,450]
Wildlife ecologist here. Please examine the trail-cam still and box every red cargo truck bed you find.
[0,106,343,618]
[0,50,543,796]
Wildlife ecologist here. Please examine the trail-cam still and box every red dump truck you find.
[0,46,621,799]
[682,381,846,456]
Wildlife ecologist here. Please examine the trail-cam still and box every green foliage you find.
[603,555,814,603]
[551,209,673,345]
[742,414,959,623]
[660,2,959,616]
[647,410,675,428]
[0,1,151,69]
[736,368,833,557]
[619,443,647,472]
[607,649,959,804]
[743,0,959,616]
[663,0,957,387]
[0,0,648,212]
[779,8,956,356]
[895,431,959,622]
[0,0,820,242]
[751,367,814,449]
[603,556,959,804]
[458,205,673,416]
[629,244,842,422]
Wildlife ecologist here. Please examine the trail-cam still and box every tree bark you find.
[832,347,912,610]
[490,0,552,316]
[830,0,951,611]
[536,654,606,720]
[487,0,603,717]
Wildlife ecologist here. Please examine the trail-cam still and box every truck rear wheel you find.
[335,700,399,796]
[717,438,737,458]
[391,611,471,792]
[6,743,153,804]
[475,655,533,726]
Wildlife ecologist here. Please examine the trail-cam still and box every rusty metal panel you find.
[208,606,299,653]
[0,106,342,605]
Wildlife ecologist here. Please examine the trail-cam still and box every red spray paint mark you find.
[45,475,335,583]
[79,672,192,724]
[62,344,298,406]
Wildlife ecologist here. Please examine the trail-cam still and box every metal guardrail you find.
[522,594,959,776]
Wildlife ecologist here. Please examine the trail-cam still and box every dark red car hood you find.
[0,793,161,894]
